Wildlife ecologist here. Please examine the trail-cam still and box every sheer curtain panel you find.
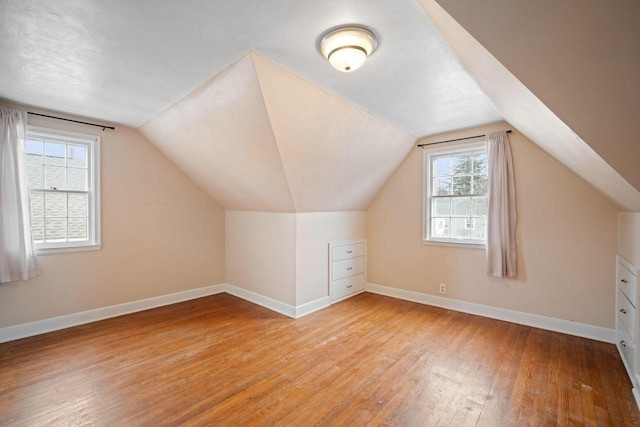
[0,107,39,283]
[486,131,517,278]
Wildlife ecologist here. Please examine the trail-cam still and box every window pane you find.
[432,198,450,216]
[68,218,88,241]
[68,193,88,217]
[451,218,470,239]
[31,217,44,243]
[45,166,66,190]
[451,197,470,217]
[45,192,67,217]
[67,144,87,168]
[30,191,44,217]
[45,218,67,242]
[44,141,66,166]
[473,174,488,194]
[433,177,451,196]
[433,157,451,177]
[67,168,87,191]
[431,218,450,238]
[452,175,471,195]
[473,153,487,174]
[26,139,43,155]
[471,196,488,216]
[470,217,487,240]
[452,155,472,174]
[27,163,44,188]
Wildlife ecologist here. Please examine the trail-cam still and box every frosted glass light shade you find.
[320,26,377,72]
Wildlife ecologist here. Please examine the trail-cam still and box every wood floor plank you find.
[0,293,637,426]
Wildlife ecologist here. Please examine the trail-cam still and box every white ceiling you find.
[0,0,501,137]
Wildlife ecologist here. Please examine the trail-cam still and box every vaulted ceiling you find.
[0,0,500,136]
[139,53,416,212]
[2,0,639,212]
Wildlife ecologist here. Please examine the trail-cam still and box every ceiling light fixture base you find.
[320,26,378,73]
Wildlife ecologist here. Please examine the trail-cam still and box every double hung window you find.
[25,126,101,254]
[424,142,488,246]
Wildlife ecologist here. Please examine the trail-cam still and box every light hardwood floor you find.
[0,293,638,426]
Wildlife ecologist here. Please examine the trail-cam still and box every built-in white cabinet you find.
[615,255,640,404]
[329,240,366,303]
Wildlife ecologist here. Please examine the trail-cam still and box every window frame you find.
[422,140,487,249]
[26,125,101,255]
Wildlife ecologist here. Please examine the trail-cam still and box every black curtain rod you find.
[27,112,115,131]
[417,129,512,148]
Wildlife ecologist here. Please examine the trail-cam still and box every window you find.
[25,126,101,254]
[423,141,488,246]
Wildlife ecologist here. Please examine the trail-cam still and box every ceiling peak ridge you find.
[248,51,299,212]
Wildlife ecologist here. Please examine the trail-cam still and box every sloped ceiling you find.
[417,0,640,211]
[434,0,640,194]
[140,53,416,212]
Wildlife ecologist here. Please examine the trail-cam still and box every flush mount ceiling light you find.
[320,26,378,72]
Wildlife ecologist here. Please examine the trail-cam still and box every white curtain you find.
[486,131,517,278]
[0,107,39,283]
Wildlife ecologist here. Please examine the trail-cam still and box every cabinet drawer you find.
[332,274,365,301]
[617,288,636,340]
[331,242,365,262]
[331,256,364,281]
[618,261,637,306]
[617,326,635,376]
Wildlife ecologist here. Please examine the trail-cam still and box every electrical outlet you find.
[439,283,446,294]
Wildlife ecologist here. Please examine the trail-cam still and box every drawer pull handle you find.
[620,308,628,314]
[621,279,628,284]
[347,284,352,288]
[620,340,628,347]
[347,250,353,254]
[347,267,353,271]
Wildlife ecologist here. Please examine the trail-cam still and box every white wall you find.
[225,210,367,308]
[367,122,619,328]
[0,105,226,328]
[225,211,297,305]
[295,212,366,305]
[619,213,640,267]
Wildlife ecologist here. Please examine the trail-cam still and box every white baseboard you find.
[225,284,296,318]
[0,284,226,344]
[295,296,331,318]
[1,281,616,345]
[366,282,615,343]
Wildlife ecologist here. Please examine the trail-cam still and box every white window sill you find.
[36,244,102,256]
[422,239,486,250]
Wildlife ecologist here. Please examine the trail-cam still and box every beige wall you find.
[619,213,640,267]
[225,211,297,305]
[367,122,619,328]
[0,106,226,328]
[295,212,366,305]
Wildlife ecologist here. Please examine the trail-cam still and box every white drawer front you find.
[331,242,365,262]
[332,274,365,301]
[618,261,637,307]
[331,256,364,281]
[617,288,636,340]
[618,326,635,375]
